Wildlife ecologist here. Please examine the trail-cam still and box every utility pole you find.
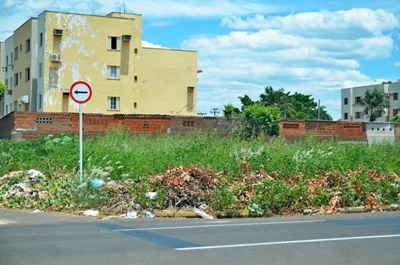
[210,108,220,116]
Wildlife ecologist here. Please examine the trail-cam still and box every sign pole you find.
[70,81,92,185]
[79,104,83,184]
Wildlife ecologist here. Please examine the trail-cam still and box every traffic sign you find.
[70,81,92,104]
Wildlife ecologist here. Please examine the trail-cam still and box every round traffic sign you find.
[70,81,92,104]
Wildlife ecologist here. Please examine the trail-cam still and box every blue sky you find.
[1,0,400,120]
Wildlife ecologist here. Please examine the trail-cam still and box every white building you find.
[341,80,400,122]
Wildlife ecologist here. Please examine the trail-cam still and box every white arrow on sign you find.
[70,81,92,104]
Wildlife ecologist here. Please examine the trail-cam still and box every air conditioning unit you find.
[122,35,132,41]
[54,29,63,36]
[50,53,60,62]
[8,64,13,69]
[18,95,29,104]
[188,87,195,92]
[7,90,12,95]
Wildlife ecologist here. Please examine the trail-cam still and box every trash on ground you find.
[143,209,155,218]
[193,207,213,219]
[32,209,42,213]
[92,179,104,188]
[146,192,157,200]
[81,210,99,217]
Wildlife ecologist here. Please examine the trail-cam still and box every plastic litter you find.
[143,209,155,218]
[146,192,157,200]
[32,209,42,213]
[82,210,99,217]
[126,211,138,219]
[27,169,44,178]
[92,179,104,188]
[193,207,214,219]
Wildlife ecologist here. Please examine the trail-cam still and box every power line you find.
[210,108,220,116]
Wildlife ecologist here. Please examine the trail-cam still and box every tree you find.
[242,103,282,138]
[354,87,390,122]
[260,86,295,118]
[0,80,6,102]
[238,95,255,111]
[222,104,240,116]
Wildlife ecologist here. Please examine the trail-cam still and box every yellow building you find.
[1,11,199,117]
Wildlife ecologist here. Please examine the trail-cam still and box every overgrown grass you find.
[1,129,400,215]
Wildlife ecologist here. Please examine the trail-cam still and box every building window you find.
[134,76,137,82]
[355,96,361,103]
[11,52,13,62]
[108,36,121,50]
[14,47,18,60]
[344,98,348,105]
[39,95,42,109]
[5,79,8,88]
[25,68,30,81]
[108,97,120,110]
[344,113,348,120]
[393,93,398,100]
[10,77,12,89]
[107,66,120,79]
[19,72,22,79]
[20,44,22,51]
[26,39,30,53]
[355,112,362,119]
[39,33,43,47]
[375,111,382,118]
[39,63,42,78]
[393,109,399,117]
[14,74,18,86]
[134,102,137,108]
[6,55,8,65]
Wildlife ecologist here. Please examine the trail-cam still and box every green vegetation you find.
[1,129,399,216]
[224,86,332,120]
[0,80,6,101]
[353,87,390,122]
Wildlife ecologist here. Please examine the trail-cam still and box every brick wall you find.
[4,112,170,141]
[280,120,367,142]
[0,112,371,142]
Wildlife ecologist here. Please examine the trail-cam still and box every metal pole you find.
[79,104,83,184]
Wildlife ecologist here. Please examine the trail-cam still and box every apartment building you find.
[341,80,400,122]
[0,11,199,117]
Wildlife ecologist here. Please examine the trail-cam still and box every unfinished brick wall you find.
[0,112,370,142]
[280,120,367,142]
[5,112,170,141]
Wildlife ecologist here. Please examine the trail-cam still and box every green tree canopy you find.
[242,103,282,138]
[222,103,241,116]
[354,87,390,122]
[228,86,332,120]
[0,80,6,102]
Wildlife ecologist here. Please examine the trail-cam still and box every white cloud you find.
[142,40,166,48]
[185,8,400,119]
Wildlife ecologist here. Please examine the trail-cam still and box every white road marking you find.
[176,234,400,250]
[113,219,325,232]
[0,219,16,225]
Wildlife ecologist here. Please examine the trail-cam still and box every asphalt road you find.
[1,209,400,265]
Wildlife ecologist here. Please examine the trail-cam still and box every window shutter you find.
[117,37,121,50]
[107,66,111,78]
[116,97,120,110]
[108,37,111,49]
[116,67,120,79]
[107,97,111,109]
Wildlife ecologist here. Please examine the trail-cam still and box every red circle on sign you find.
[70,81,92,104]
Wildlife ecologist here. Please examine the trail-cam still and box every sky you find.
[1,0,400,120]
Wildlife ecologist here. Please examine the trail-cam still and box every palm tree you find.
[260,86,295,118]
[354,87,390,122]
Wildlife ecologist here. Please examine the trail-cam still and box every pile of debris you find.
[0,170,47,200]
